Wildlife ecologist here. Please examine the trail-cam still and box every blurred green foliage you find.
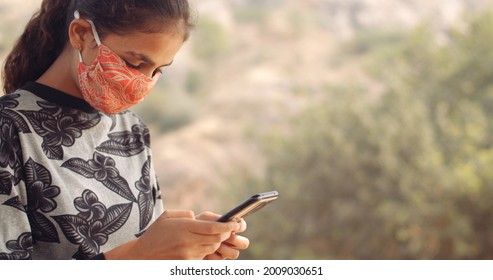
[229,9,493,259]
[348,29,406,55]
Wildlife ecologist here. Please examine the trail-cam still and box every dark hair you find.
[2,0,194,94]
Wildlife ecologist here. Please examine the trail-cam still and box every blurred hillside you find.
[144,0,491,211]
[2,0,493,259]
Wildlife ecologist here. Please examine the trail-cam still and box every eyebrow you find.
[125,51,174,67]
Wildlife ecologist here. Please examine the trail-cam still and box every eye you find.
[124,60,141,70]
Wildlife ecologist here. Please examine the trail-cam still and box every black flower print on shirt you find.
[136,157,154,231]
[96,123,150,157]
[24,158,60,243]
[53,190,133,259]
[75,189,106,221]
[0,94,31,134]
[0,121,21,168]
[0,119,24,186]
[0,232,33,260]
[20,101,101,160]
[0,94,32,187]
[2,196,26,212]
[62,152,136,202]
[0,170,13,196]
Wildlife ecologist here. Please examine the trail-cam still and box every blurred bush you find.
[226,9,493,260]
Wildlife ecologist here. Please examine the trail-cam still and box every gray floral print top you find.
[0,82,164,259]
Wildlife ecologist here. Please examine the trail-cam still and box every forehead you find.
[103,31,185,65]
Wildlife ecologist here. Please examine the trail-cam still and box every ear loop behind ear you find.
[74,10,102,63]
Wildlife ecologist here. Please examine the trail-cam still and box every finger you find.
[224,234,250,250]
[189,231,231,245]
[216,243,240,260]
[235,219,247,233]
[196,211,220,221]
[160,210,195,219]
[188,220,240,235]
[202,243,222,256]
[204,252,225,260]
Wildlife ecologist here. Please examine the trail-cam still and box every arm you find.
[0,122,33,260]
[0,197,33,260]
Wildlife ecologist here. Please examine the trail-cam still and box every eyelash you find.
[124,60,163,76]
[124,60,141,70]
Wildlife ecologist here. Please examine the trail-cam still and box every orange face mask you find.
[75,11,160,114]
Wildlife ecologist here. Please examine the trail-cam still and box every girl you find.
[0,0,248,260]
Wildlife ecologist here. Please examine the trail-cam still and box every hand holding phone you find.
[216,191,279,222]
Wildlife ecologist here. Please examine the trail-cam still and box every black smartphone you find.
[216,191,279,222]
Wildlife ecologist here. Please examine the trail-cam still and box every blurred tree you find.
[228,9,493,260]
[239,86,465,259]
[375,10,493,259]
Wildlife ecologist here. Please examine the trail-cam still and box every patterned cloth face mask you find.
[74,11,161,114]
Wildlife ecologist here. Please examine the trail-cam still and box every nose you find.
[138,68,155,78]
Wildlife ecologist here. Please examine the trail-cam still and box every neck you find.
[36,46,83,99]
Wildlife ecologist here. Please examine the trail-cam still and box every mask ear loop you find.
[74,10,102,63]
[86,20,102,46]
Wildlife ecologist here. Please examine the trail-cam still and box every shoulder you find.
[0,90,44,112]
[120,110,147,126]
[110,111,152,147]
[0,91,41,133]
[111,110,150,131]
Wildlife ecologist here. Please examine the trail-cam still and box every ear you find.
[68,19,96,52]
